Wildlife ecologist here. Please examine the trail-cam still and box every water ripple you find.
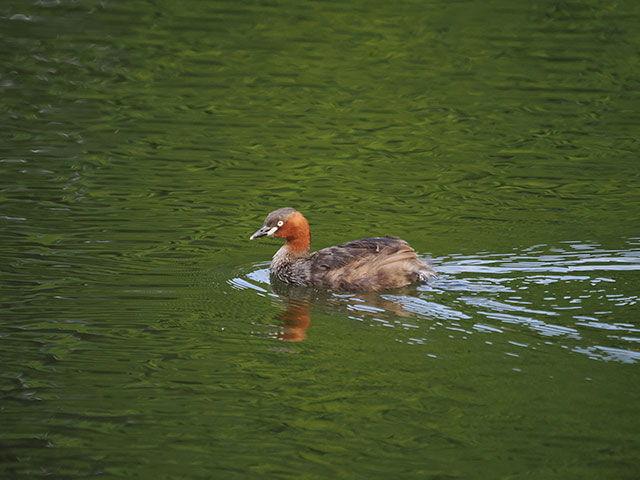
[233,240,640,363]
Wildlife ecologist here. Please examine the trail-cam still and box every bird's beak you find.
[250,225,278,240]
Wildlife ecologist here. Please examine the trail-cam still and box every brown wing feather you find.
[308,237,434,291]
[309,237,410,270]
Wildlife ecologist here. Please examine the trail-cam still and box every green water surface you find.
[1,1,640,478]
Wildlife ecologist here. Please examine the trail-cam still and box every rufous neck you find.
[286,235,310,253]
[282,212,310,253]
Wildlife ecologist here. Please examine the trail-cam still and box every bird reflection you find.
[269,281,314,342]
[269,279,422,342]
[273,298,311,342]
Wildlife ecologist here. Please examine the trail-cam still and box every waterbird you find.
[250,208,436,291]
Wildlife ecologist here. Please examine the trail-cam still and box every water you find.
[2,0,640,478]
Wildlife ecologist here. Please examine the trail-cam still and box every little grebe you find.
[250,208,436,291]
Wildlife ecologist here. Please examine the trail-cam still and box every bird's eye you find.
[277,220,284,227]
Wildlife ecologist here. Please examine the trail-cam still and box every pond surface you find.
[2,0,640,478]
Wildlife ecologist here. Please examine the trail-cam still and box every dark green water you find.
[2,0,640,478]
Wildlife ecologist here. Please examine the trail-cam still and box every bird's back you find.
[307,236,436,291]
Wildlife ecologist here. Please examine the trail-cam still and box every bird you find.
[250,208,436,291]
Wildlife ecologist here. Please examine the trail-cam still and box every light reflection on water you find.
[230,240,640,363]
